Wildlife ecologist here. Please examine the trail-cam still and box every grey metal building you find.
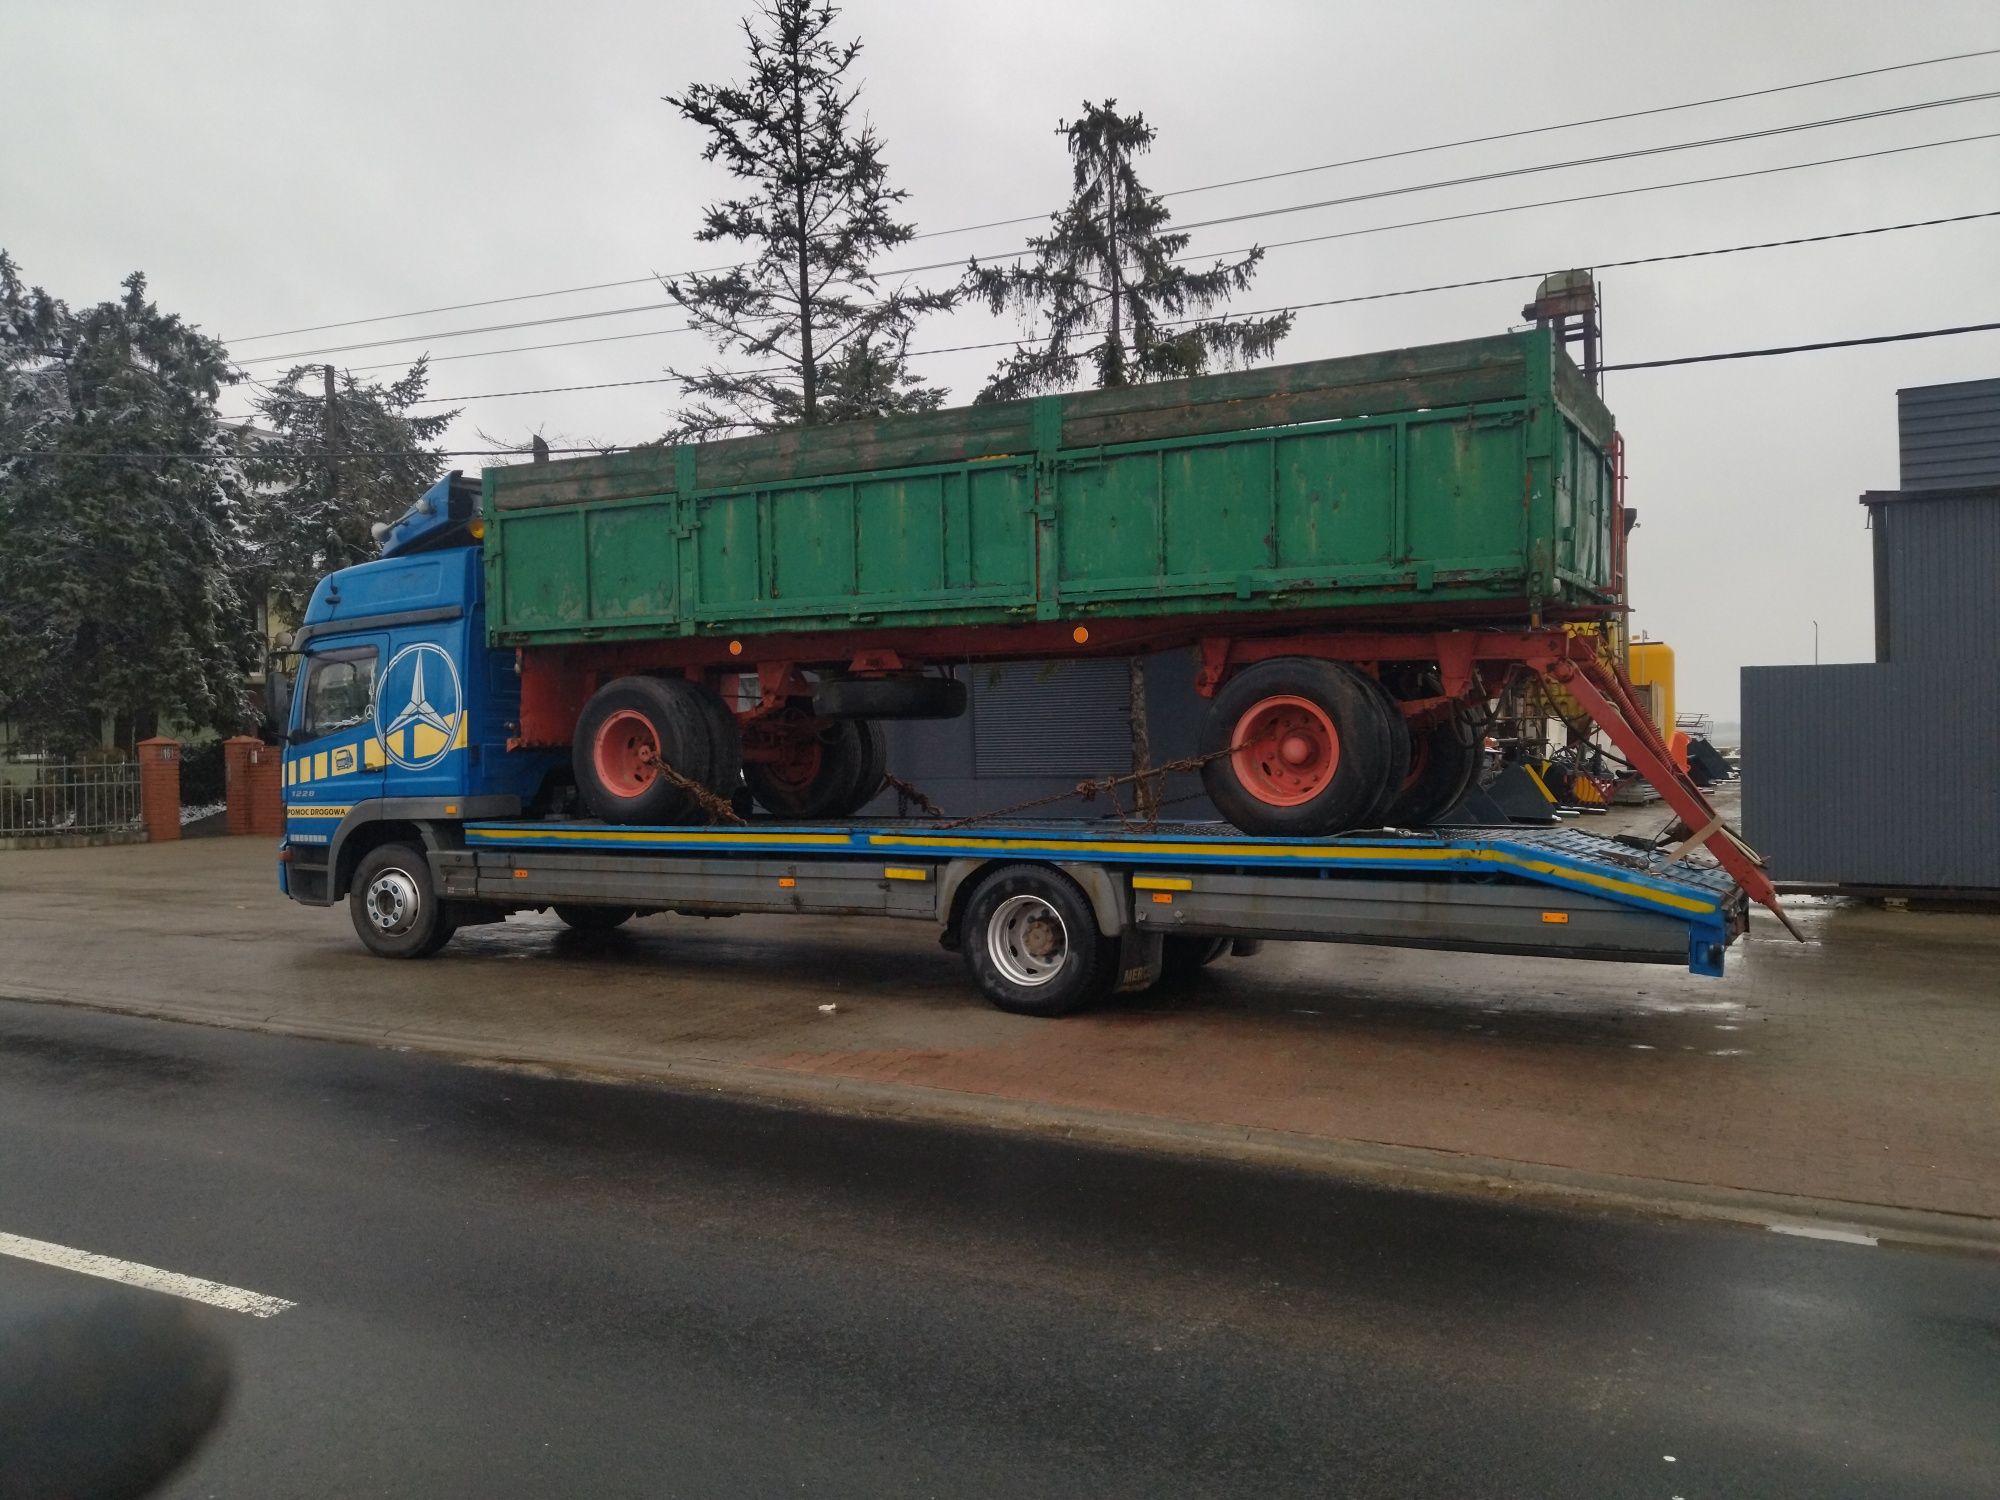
[1742,376,2000,893]
[868,650,1218,822]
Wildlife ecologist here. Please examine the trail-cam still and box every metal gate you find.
[0,759,144,842]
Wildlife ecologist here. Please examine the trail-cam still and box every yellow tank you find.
[1627,640,1676,738]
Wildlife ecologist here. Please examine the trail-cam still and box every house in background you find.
[1742,376,2000,895]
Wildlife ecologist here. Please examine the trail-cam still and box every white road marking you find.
[1766,1223,1879,1246]
[0,1231,296,1317]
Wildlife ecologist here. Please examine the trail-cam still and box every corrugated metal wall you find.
[1873,492,2000,663]
[1742,661,2000,889]
[869,650,1216,821]
[1898,377,2000,489]
[971,660,1132,776]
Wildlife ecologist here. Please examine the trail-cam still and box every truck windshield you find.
[299,646,378,741]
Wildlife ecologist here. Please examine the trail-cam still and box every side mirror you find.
[265,662,293,734]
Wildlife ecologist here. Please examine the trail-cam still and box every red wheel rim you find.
[592,709,661,797]
[762,733,825,792]
[1230,694,1340,807]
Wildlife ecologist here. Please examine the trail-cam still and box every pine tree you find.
[244,360,458,620]
[0,255,256,751]
[968,101,1293,402]
[660,0,953,441]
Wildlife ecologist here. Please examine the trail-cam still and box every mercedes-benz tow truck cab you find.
[275,475,561,911]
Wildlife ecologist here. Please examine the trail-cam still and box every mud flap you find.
[1115,927,1164,994]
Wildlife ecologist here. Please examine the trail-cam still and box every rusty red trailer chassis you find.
[512,622,1792,933]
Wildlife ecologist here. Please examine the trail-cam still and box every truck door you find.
[286,636,387,828]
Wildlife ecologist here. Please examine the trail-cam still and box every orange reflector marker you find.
[778,876,797,888]
[514,869,529,879]
[443,804,459,816]
[1541,911,1569,924]
[1072,625,1089,643]
[728,640,743,655]
[467,517,486,540]
[1151,892,1174,904]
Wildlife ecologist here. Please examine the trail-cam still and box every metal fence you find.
[0,759,144,840]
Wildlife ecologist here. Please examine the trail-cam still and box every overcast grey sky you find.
[4,0,1997,716]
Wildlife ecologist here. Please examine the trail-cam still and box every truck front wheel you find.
[349,843,455,959]
[960,865,1118,1017]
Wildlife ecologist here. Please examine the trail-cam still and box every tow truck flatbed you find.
[433,819,1744,995]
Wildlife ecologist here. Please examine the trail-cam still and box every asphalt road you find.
[1,998,1995,1499]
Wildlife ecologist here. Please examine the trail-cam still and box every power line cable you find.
[2,445,609,462]
[1602,320,2000,370]
[223,46,2000,342]
[230,89,2000,367]
[314,130,1999,386]
[387,186,2000,404]
[266,129,2000,381]
[20,316,2000,464]
[19,309,2000,467]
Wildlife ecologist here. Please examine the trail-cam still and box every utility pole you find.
[322,363,340,503]
[1103,132,1123,387]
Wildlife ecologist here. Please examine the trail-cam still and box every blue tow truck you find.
[271,476,1747,1016]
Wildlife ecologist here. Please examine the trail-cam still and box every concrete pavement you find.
[2,829,1996,1244]
[3,999,1997,1499]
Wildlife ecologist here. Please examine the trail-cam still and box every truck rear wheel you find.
[1199,658,1394,836]
[350,843,455,959]
[574,676,718,823]
[960,864,1118,1017]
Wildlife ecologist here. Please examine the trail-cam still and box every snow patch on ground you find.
[179,801,226,826]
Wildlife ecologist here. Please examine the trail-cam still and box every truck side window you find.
[300,646,378,741]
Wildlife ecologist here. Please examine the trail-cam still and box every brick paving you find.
[2,828,1995,1223]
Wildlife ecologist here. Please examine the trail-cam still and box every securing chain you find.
[932,745,1237,832]
[646,756,747,826]
[882,771,947,818]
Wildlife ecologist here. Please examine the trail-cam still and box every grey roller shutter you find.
[971,659,1133,777]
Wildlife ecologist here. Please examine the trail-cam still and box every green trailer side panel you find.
[483,330,1619,646]
[966,463,1036,593]
[1401,416,1528,577]
[585,500,678,625]
[1271,425,1396,569]
[1163,442,1273,579]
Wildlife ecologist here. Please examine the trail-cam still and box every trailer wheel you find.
[1353,670,1412,827]
[846,719,888,814]
[745,715,875,819]
[1199,658,1393,836]
[1386,711,1481,826]
[554,904,636,932]
[350,843,455,958]
[689,681,745,805]
[574,676,716,823]
[961,865,1118,1017]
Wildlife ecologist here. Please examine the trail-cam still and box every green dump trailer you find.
[479,327,1639,842]
[486,329,1618,645]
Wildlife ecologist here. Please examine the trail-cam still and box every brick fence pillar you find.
[222,737,257,835]
[245,740,284,837]
[137,737,181,843]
